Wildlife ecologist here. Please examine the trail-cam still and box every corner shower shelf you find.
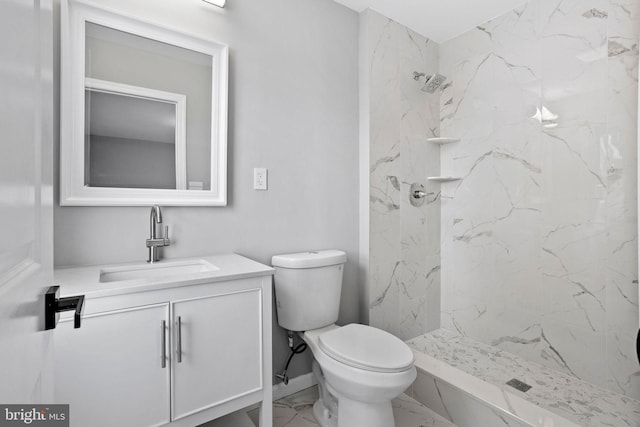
[427,176,462,182]
[427,137,460,145]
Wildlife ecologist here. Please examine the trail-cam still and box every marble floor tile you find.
[246,386,456,427]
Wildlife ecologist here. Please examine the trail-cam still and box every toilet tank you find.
[272,250,347,332]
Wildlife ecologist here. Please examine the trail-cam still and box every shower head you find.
[422,73,447,93]
[413,71,447,93]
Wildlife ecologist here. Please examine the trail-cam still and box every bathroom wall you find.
[439,0,640,398]
[53,0,360,382]
[87,136,177,189]
[361,10,442,341]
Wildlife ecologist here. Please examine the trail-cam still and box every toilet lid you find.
[318,324,414,373]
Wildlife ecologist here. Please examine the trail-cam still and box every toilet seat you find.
[318,324,414,373]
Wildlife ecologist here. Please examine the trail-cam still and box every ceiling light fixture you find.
[202,0,226,7]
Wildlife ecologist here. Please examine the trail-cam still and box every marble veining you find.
[408,329,640,427]
[439,0,640,399]
[365,9,442,339]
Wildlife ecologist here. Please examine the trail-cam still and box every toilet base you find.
[337,396,395,427]
[313,399,336,427]
[312,360,338,427]
[311,388,396,427]
[311,359,398,427]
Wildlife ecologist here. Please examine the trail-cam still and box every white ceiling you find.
[332,0,527,43]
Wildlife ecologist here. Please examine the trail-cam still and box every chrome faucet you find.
[146,205,170,263]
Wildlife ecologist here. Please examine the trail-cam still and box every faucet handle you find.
[164,225,171,246]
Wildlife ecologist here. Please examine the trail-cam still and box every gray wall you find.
[53,0,360,383]
[87,136,177,189]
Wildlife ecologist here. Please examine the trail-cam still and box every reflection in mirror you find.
[60,0,228,206]
[84,85,183,190]
[85,22,210,191]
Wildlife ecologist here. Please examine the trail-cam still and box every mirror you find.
[60,0,228,205]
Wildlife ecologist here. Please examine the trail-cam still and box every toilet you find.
[272,250,416,427]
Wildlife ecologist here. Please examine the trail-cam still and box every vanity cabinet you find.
[55,304,171,427]
[171,289,262,420]
[53,256,273,427]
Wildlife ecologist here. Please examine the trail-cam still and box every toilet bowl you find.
[301,324,416,427]
[271,248,416,427]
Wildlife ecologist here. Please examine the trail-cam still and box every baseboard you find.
[272,372,317,401]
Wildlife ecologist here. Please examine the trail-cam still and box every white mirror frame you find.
[60,0,228,206]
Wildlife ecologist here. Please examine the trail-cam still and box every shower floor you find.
[407,328,640,427]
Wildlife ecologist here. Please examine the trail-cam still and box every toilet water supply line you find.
[276,331,308,385]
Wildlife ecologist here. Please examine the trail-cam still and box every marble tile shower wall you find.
[438,0,640,399]
[366,10,442,340]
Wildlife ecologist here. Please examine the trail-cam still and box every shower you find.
[413,71,447,93]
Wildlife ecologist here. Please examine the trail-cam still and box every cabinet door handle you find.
[161,320,167,368]
[177,316,183,363]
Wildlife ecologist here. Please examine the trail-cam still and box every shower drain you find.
[506,378,532,393]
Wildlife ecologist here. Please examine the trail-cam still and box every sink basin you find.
[99,259,219,283]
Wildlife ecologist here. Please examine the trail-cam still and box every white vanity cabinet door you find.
[54,304,171,427]
[171,287,263,420]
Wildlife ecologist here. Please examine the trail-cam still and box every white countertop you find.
[54,253,274,299]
